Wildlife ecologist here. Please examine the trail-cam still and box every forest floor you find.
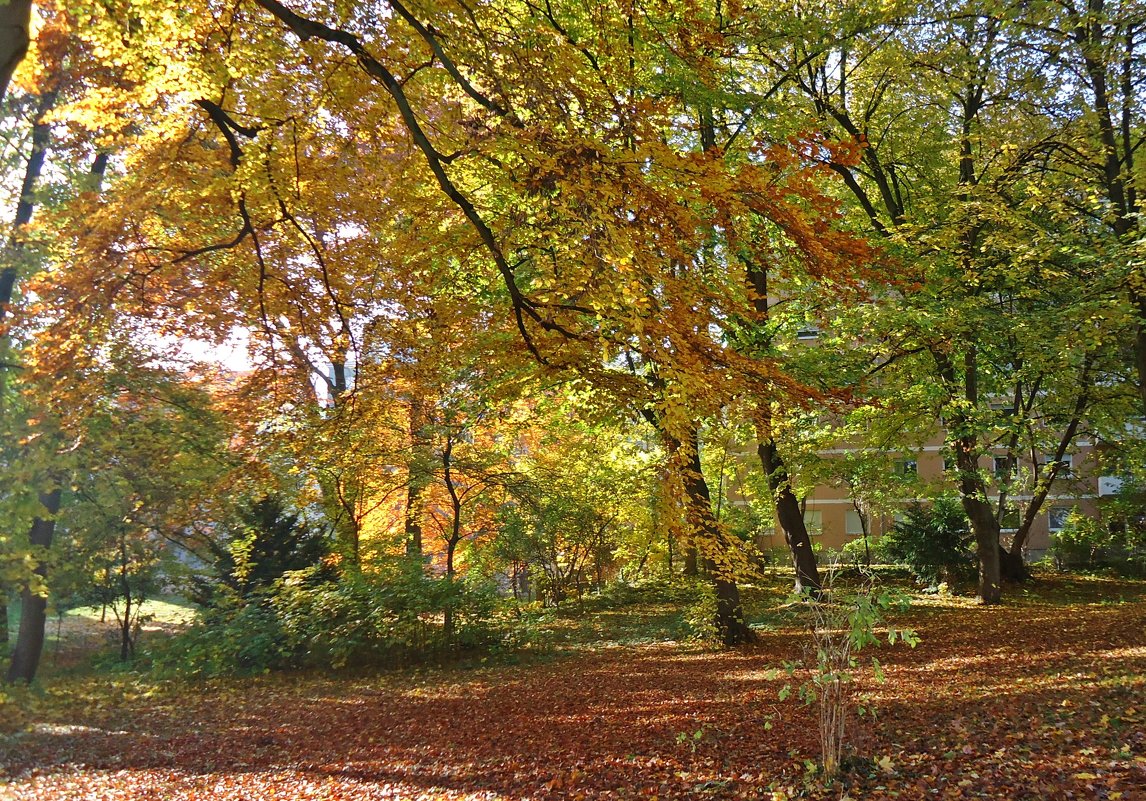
[1,574,1145,800]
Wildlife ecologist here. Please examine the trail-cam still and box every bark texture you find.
[5,489,61,684]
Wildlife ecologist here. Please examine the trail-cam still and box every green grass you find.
[58,595,197,626]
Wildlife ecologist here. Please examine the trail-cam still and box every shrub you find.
[880,498,975,585]
[151,601,294,677]
[153,558,506,676]
[274,562,501,666]
[1050,512,1146,574]
[774,568,918,781]
[839,536,891,566]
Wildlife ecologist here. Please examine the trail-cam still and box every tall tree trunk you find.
[0,0,31,104]
[404,395,430,557]
[442,434,462,640]
[935,343,1003,605]
[1,599,8,646]
[1135,292,1146,418]
[758,437,822,595]
[3,96,63,685]
[6,488,62,684]
[118,532,133,661]
[672,429,754,646]
[954,442,1002,604]
[739,247,821,595]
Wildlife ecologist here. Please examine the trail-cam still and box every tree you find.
[755,0,1138,601]
[26,0,874,642]
[1021,0,1145,413]
[199,495,330,604]
[1,10,99,681]
[0,0,31,102]
[500,405,657,606]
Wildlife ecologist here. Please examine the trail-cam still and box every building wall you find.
[746,437,1111,558]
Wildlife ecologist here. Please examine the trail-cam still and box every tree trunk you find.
[953,435,1002,603]
[118,533,133,661]
[1,599,8,645]
[5,488,62,684]
[673,429,754,646]
[757,438,822,595]
[0,0,31,104]
[1136,293,1146,418]
[935,342,1003,605]
[405,395,430,557]
[738,240,821,595]
[683,545,698,577]
[442,435,463,641]
[712,574,750,647]
[999,546,1026,583]
[404,480,425,557]
[119,598,133,662]
[965,498,1002,604]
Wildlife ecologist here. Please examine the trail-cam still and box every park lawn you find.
[5,596,198,672]
[1,575,1144,800]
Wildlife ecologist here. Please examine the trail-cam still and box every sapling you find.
[775,566,918,780]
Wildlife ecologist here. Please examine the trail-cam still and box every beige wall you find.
[744,440,1105,557]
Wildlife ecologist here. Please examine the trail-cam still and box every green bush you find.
[276,563,501,666]
[1050,512,1146,574]
[880,498,976,585]
[150,601,294,677]
[839,536,891,566]
[152,559,507,676]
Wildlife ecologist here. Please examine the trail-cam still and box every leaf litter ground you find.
[2,575,1144,800]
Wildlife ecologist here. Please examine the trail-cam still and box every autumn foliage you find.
[2,576,1145,800]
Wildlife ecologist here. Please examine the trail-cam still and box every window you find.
[895,459,918,476]
[803,510,823,536]
[1000,506,1020,531]
[796,327,821,341]
[1099,476,1125,496]
[845,510,866,537]
[993,457,1014,481]
[1048,507,1072,532]
[1041,454,1072,474]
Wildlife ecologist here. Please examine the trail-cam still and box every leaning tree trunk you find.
[757,437,822,595]
[739,242,822,596]
[5,488,62,684]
